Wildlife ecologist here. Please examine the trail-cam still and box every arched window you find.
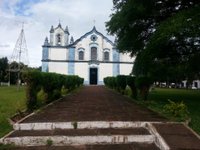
[78,51,84,60]
[91,47,97,60]
[57,34,61,45]
[104,51,109,61]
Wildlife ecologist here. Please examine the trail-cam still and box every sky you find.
[0,0,114,67]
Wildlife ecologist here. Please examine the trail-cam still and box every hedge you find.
[104,75,153,100]
[104,76,117,89]
[104,75,127,94]
[116,75,127,94]
[126,76,137,99]
[23,71,84,111]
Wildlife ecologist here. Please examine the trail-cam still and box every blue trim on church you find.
[42,62,49,72]
[113,48,120,76]
[42,47,49,60]
[42,47,49,72]
[68,47,75,75]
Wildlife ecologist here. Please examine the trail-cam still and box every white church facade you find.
[41,23,134,85]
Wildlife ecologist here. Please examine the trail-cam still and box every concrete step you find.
[1,122,173,149]
[7,128,151,137]
[13,121,149,130]
[13,143,160,150]
[3,135,155,147]
[2,128,155,146]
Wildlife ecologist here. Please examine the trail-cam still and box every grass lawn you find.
[0,86,26,137]
[145,88,200,134]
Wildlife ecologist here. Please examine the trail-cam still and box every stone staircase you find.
[1,121,169,149]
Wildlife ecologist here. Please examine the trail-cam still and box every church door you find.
[90,68,98,85]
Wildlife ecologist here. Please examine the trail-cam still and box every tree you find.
[9,61,29,84]
[0,57,9,82]
[107,0,200,56]
[136,76,153,101]
[133,5,200,80]
[107,0,200,82]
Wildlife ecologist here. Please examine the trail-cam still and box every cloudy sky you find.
[0,0,114,67]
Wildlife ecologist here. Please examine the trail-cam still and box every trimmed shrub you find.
[36,88,48,106]
[103,77,109,87]
[61,85,68,96]
[23,70,84,111]
[52,89,61,100]
[126,76,137,99]
[136,76,152,101]
[116,75,127,94]
[23,71,42,111]
[110,77,117,89]
[104,76,117,89]
[64,75,78,91]
[77,77,84,87]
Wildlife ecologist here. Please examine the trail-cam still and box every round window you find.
[91,35,97,41]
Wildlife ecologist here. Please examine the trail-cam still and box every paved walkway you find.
[1,86,200,149]
[22,86,166,123]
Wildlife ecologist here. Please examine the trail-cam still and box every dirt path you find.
[22,86,166,123]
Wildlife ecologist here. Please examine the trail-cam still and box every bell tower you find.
[48,23,70,46]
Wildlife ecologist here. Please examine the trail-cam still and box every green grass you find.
[137,88,200,135]
[0,86,26,137]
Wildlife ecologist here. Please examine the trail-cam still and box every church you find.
[41,23,134,85]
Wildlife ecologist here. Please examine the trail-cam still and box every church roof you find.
[72,26,114,46]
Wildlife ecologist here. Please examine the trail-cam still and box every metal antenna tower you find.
[9,23,29,90]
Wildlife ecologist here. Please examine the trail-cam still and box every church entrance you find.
[90,68,98,85]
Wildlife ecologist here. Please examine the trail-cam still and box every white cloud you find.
[0,0,114,67]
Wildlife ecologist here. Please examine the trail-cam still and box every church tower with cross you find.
[42,23,134,85]
[49,23,70,46]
